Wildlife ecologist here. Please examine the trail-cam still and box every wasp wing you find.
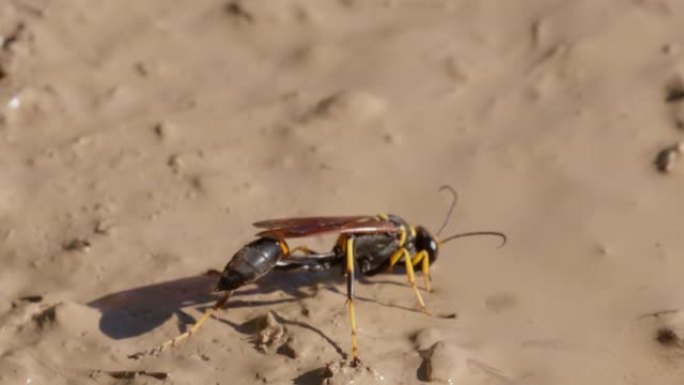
[253,216,373,229]
[253,215,398,239]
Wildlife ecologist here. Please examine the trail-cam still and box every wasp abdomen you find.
[216,238,284,291]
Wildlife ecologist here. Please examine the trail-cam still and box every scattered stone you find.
[250,311,289,354]
[93,219,114,235]
[153,122,166,139]
[321,358,383,385]
[167,154,183,174]
[672,103,684,130]
[32,305,57,329]
[412,327,443,351]
[303,91,387,123]
[650,311,684,348]
[133,62,149,77]
[444,56,470,84]
[225,1,254,23]
[6,95,20,110]
[1,22,25,51]
[17,295,43,304]
[63,238,91,252]
[656,327,680,347]
[666,78,684,103]
[654,142,684,173]
[419,341,469,384]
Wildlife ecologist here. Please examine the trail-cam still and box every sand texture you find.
[3,0,684,384]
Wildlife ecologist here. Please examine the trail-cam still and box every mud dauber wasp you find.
[130,186,506,363]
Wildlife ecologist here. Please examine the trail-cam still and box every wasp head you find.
[415,226,439,263]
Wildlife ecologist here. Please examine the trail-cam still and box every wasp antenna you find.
[435,185,459,237]
[439,231,507,248]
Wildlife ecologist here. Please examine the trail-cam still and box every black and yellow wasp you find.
[131,186,506,363]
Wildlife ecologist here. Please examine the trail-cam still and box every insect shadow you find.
[87,264,399,340]
[87,264,415,342]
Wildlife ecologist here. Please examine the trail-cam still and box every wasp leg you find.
[401,248,430,315]
[386,248,430,313]
[410,250,431,293]
[128,292,231,359]
[386,226,409,273]
[343,236,361,365]
[421,253,431,293]
[387,247,404,272]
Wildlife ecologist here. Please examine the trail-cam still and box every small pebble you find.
[654,310,684,348]
[134,62,149,77]
[303,91,387,123]
[94,219,114,235]
[257,312,286,350]
[654,142,684,173]
[322,358,383,385]
[656,327,680,346]
[666,79,684,103]
[63,238,91,252]
[412,328,443,351]
[167,155,183,174]
[32,305,58,329]
[420,341,469,384]
[1,23,25,51]
[6,96,20,110]
[153,122,166,139]
[17,295,43,303]
[225,1,255,23]
[672,104,684,130]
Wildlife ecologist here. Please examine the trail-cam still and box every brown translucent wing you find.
[254,216,374,229]
[253,215,399,239]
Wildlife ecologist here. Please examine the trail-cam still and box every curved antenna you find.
[439,231,507,248]
[435,185,458,237]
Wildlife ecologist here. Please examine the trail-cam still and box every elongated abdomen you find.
[216,238,285,291]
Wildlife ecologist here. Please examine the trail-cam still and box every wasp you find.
[130,186,506,362]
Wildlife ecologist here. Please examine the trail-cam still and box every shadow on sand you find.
[86,267,444,384]
[86,265,439,371]
[87,269,343,340]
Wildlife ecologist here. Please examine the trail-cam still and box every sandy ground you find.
[3,0,684,384]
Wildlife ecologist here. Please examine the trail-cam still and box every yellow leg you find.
[386,226,409,273]
[421,252,431,293]
[387,247,431,313]
[387,247,405,272]
[401,248,430,315]
[410,250,431,293]
[128,292,231,359]
[344,236,360,364]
